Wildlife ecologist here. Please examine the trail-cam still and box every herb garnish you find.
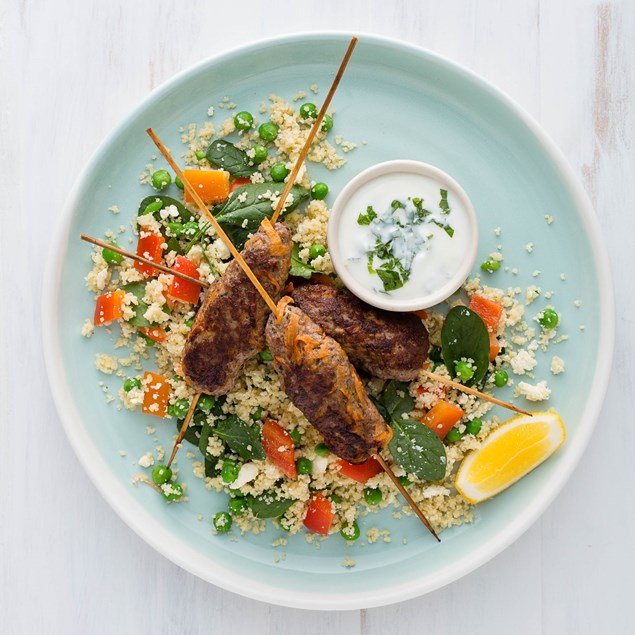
[357,205,377,225]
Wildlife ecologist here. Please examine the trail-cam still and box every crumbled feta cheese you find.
[510,349,537,375]
[516,380,551,401]
[138,452,154,468]
[230,463,259,489]
[550,356,565,374]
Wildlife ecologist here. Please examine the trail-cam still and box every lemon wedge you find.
[455,411,566,504]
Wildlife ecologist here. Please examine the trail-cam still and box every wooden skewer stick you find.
[375,454,440,542]
[270,36,358,225]
[80,234,209,288]
[420,369,532,416]
[147,128,279,315]
[167,392,200,469]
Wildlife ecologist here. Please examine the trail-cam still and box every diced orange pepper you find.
[183,169,230,205]
[336,457,383,483]
[141,372,170,417]
[469,294,503,332]
[167,255,202,304]
[134,232,164,277]
[139,326,167,343]
[470,294,504,361]
[422,400,464,440]
[94,289,125,326]
[411,309,428,320]
[303,492,334,536]
[262,418,297,478]
[230,177,252,192]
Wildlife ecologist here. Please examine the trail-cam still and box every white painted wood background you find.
[1,0,633,633]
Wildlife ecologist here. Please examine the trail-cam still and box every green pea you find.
[364,488,382,505]
[539,308,559,329]
[455,360,475,382]
[213,511,232,533]
[250,407,263,421]
[197,394,216,413]
[299,102,318,120]
[259,347,273,362]
[231,489,245,498]
[162,482,183,501]
[139,333,155,347]
[296,457,312,475]
[152,169,171,190]
[166,222,184,238]
[168,399,190,419]
[315,443,329,457]
[102,243,123,265]
[221,459,240,483]
[397,475,411,487]
[234,111,254,130]
[340,521,360,541]
[141,199,164,216]
[290,428,301,445]
[182,221,199,238]
[466,418,483,435]
[311,182,329,200]
[445,427,464,443]
[185,317,194,328]
[308,244,326,260]
[251,144,268,164]
[330,493,342,504]
[481,258,501,272]
[228,497,248,516]
[320,114,333,132]
[494,369,509,387]
[123,377,141,392]
[175,175,184,190]
[152,464,172,485]
[270,162,289,182]
[258,122,279,142]
[195,151,207,160]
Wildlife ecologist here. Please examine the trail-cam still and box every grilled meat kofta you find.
[265,299,392,463]
[292,284,429,380]
[181,220,292,394]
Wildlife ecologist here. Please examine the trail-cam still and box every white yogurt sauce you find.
[337,171,473,301]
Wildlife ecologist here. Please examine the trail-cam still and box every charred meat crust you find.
[181,221,292,394]
[292,284,429,380]
[265,303,392,463]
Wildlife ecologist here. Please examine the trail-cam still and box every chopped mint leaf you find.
[439,189,450,214]
[357,205,377,225]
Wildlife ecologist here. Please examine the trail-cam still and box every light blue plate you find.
[43,33,614,610]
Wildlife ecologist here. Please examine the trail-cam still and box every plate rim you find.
[42,30,615,610]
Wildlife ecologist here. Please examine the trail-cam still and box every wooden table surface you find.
[2,1,633,633]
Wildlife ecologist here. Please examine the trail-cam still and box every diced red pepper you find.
[262,418,297,478]
[230,177,252,192]
[303,492,334,536]
[336,457,383,483]
[141,372,170,417]
[422,400,464,440]
[488,331,501,361]
[167,255,202,304]
[411,309,428,320]
[183,169,230,205]
[94,289,125,326]
[139,326,167,343]
[134,232,164,277]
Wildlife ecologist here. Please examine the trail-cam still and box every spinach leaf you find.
[214,416,265,461]
[388,418,447,481]
[138,195,192,222]
[165,236,183,256]
[381,380,415,420]
[205,139,255,178]
[121,282,151,327]
[289,243,316,279]
[174,419,202,446]
[213,183,309,250]
[250,494,296,519]
[198,421,214,456]
[441,306,490,386]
